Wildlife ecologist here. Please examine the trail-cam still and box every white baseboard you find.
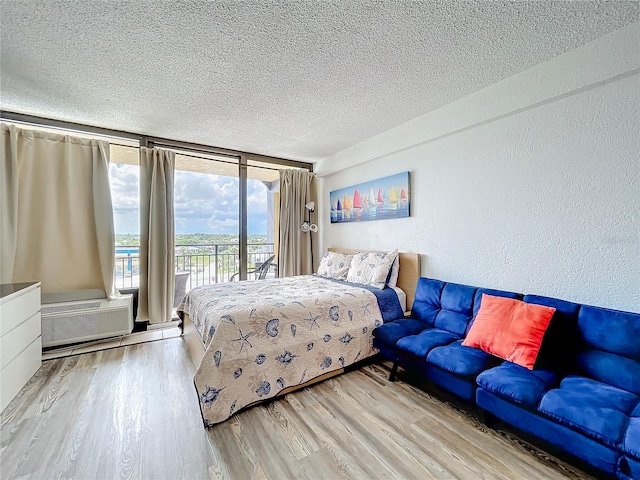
[147,320,181,330]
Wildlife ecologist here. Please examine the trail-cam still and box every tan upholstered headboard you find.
[327,248,421,312]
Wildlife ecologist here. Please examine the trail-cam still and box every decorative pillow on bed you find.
[316,251,353,280]
[346,249,398,289]
[386,256,400,288]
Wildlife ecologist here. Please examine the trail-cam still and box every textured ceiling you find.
[1,1,638,162]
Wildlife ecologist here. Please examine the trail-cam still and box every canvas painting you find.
[330,171,410,224]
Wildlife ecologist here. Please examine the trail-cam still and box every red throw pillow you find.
[462,294,556,370]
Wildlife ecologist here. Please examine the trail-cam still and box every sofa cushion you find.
[427,366,477,401]
[462,295,555,370]
[411,278,476,336]
[576,305,640,394]
[523,295,581,373]
[622,403,640,460]
[577,350,640,396]
[538,376,639,448]
[624,419,640,460]
[396,328,459,358]
[619,456,640,480]
[372,318,426,347]
[411,278,445,325]
[478,388,620,475]
[427,340,501,379]
[433,283,476,336]
[476,362,557,409]
[579,305,640,359]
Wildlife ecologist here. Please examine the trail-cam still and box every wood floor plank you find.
[298,447,364,480]
[285,390,390,479]
[1,354,99,478]
[0,339,596,480]
[310,378,467,479]
[331,380,467,479]
[208,415,270,480]
[262,400,320,460]
[332,373,518,480]
[322,376,456,476]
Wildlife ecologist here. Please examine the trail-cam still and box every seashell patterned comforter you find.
[177,274,402,426]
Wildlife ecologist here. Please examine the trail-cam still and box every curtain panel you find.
[138,147,175,324]
[0,124,116,298]
[278,169,318,277]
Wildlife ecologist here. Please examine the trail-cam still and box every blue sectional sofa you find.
[373,277,640,479]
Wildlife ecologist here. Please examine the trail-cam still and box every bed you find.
[178,248,420,426]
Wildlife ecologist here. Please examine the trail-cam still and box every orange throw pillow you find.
[462,294,556,370]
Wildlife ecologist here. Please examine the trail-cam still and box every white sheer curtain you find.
[138,147,175,324]
[0,124,116,298]
[278,169,317,277]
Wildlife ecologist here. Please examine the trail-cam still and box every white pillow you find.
[346,249,398,289]
[387,256,400,288]
[317,251,353,280]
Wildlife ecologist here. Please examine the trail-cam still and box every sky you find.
[109,164,270,235]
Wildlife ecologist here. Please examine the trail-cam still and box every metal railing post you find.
[214,245,219,284]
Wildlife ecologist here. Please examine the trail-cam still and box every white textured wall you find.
[317,23,640,313]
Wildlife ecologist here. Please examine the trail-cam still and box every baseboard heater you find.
[41,290,133,347]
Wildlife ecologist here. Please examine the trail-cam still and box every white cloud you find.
[110,165,272,235]
[109,163,139,235]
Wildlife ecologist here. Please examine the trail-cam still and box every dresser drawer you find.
[0,336,42,412]
[0,286,41,337]
[1,311,41,370]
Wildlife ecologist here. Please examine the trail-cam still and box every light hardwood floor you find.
[1,337,594,480]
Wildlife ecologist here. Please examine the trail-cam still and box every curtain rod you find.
[1,112,140,142]
[1,118,138,149]
[0,110,313,171]
[1,119,293,173]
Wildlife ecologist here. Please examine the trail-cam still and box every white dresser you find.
[0,282,42,412]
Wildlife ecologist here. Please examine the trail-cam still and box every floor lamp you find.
[300,201,318,272]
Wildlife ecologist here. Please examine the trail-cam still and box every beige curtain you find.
[138,147,175,324]
[278,169,318,277]
[0,124,116,298]
[1,126,18,283]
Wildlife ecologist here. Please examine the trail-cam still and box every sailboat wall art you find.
[330,171,410,224]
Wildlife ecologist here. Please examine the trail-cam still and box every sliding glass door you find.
[173,152,240,290]
[110,144,141,290]
[246,160,281,279]
[112,147,302,290]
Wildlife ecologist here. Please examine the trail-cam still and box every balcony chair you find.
[229,255,275,282]
[173,271,191,308]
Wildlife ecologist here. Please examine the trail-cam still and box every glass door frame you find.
[147,138,312,281]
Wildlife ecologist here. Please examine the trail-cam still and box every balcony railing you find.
[114,243,275,290]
